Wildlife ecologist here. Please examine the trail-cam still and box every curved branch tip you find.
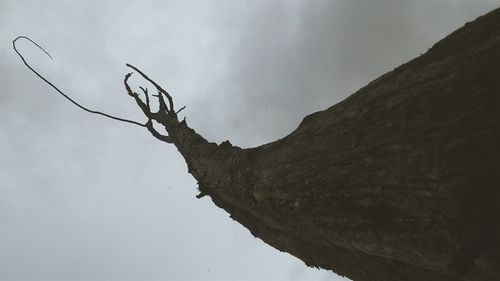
[13,35,146,128]
[13,36,53,60]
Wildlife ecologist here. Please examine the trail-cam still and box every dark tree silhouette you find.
[14,7,500,281]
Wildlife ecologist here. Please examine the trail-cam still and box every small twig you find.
[153,92,169,114]
[13,36,146,128]
[176,105,186,114]
[125,63,175,113]
[124,73,137,97]
[124,73,150,118]
[139,86,150,110]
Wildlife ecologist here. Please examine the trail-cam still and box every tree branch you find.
[14,36,179,145]
[139,86,150,111]
[13,36,146,128]
[125,63,175,114]
[154,92,169,115]
[124,72,174,143]
[124,72,151,118]
[145,120,172,143]
[176,105,186,115]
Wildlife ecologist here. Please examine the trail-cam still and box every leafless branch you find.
[153,93,169,115]
[139,86,150,110]
[125,63,175,114]
[13,36,146,128]
[145,120,172,143]
[176,105,186,114]
[124,73,150,118]
[124,71,177,143]
[13,36,180,144]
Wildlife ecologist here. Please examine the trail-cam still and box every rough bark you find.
[12,5,500,280]
[138,8,500,281]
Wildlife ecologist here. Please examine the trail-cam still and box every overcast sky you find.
[1,1,499,280]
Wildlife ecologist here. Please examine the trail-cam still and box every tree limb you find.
[14,36,178,144]
[13,36,147,128]
[125,63,175,114]
[124,71,175,143]
[145,120,172,143]
[176,105,186,115]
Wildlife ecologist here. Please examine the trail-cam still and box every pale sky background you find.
[1,1,499,280]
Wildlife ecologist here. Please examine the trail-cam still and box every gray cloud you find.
[1,1,499,280]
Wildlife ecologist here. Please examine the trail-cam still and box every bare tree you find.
[13,7,500,281]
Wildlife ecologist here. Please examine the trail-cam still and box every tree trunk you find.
[137,8,500,281]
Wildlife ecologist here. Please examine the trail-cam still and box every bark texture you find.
[143,8,500,281]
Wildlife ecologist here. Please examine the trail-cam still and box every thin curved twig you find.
[13,36,146,128]
[175,105,186,114]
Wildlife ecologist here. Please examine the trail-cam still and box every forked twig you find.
[14,36,179,144]
[126,63,175,113]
